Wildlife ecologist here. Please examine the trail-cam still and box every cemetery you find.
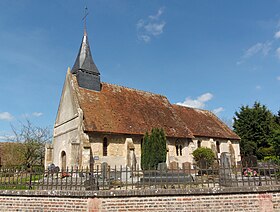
[0,154,279,191]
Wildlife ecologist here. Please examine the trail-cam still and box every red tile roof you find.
[172,105,240,140]
[72,74,239,140]
[74,79,193,138]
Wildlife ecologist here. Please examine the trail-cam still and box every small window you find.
[61,151,66,170]
[179,145,183,156]
[176,144,183,156]
[216,141,220,153]
[198,140,201,148]
[103,137,108,156]
[176,145,179,156]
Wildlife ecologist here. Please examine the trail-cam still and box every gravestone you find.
[169,161,178,170]
[182,162,191,174]
[229,144,236,167]
[101,162,109,180]
[219,152,233,186]
[220,152,231,168]
[157,162,167,171]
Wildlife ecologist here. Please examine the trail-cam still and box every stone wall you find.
[1,186,280,211]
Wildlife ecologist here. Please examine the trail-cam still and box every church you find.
[45,28,241,170]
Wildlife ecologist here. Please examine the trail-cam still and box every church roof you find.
[73,78,193,138]
[71,32,100,76]
[71,74,239,140]
[172,105,240,140]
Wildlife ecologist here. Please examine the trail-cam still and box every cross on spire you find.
[82,6,89,36]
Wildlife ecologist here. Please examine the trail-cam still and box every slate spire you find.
[71,8,101,91]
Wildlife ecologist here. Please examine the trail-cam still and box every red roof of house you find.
[172,104,240,140]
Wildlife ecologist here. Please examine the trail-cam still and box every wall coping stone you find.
[0,185,280,198]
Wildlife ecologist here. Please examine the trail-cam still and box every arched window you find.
[216,141,220,153]
[61,151,66,171]
[197,140,201,148]
[176,145,179,156]
[103,137,108,156]
[179,145,183,156]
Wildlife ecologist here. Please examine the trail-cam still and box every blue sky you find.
[1,1,280,138]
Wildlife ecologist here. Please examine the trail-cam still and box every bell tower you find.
[71,7,101,91]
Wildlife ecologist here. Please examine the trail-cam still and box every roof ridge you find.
[101,82,167,98]
[173,104,209,112]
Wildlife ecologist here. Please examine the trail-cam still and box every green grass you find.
[0,173,44,190]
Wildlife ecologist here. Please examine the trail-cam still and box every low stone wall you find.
[0,186,279,211]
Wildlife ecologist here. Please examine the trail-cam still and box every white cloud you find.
[149,7,164,20]
[32,112,43,117]
[176,93,213,109]
[275,31,280,39]
[21,112,43,118]
[277,76,280,81]
[197,93,213,102]
[144,22,165,36]
[137,7,166,43]
[255,85,262,90]
[276,47,280,59]
[0,112,13,121]
[212,107,224,115]
[243,42,272,59]
[139,35,151,43]
[238,42,272,64]
[0,135,15,142]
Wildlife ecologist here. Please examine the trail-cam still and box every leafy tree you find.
[141,128,167,170]
[270,128,280,157]
[192,147,215,168]
[233,102,276,159]
[6,120,51,167]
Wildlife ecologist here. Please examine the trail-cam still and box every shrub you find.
[192,147,215,168]
[263,156,280,165]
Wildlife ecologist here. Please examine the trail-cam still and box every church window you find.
[61,151,66,171]
[198,140,201,148]
[176,145,179,156]
[176,144,183,156]
[179,145,183,156]
[216,141,220,153]
[103,137,108,156]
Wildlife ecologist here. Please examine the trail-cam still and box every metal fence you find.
[0,163,279,191]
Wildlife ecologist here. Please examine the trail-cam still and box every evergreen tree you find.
[233,102,275,159]
[141,128,167,170]
[275,110,280,126]
[270,128,280,157]
[141,132,150,170]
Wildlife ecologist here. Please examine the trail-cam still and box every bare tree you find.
[7,120,51,167]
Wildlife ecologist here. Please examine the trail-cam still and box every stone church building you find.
[45,29,240,170]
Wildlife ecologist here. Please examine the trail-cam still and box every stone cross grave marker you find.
[220,152,233,186]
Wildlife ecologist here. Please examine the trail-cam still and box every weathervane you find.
[82,6,89,35]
